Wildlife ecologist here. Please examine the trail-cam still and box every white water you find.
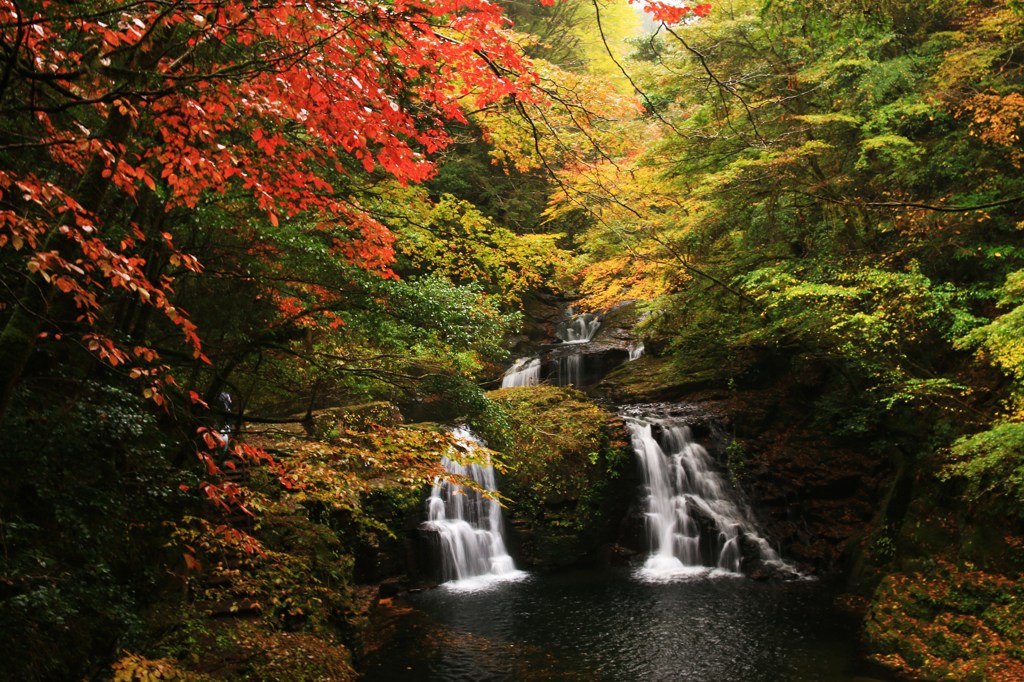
[501,357,541,388]
[551,308,601,386]
[555,309,601,344]
[628,342,645,361]
[624,410,796,581]
[421,428,525,587]
[555,353,582,387]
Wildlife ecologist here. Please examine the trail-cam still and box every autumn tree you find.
[0,1,547,677]
[0,0,546,419]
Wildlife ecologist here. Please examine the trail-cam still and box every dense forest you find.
[1,0,1023,680]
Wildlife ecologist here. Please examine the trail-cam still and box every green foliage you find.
[419,373,513,447]
[487,386,632,569]
[738,264,977,407]
[567,0,1023,431]
[375,275,521,360]
[426,121,553,235]
[958,270,1024,390]
[0,381,193,681]
[942,422,1024,519]
[725,440,748,484]
[389,190,570,306]
[227,272,521,416]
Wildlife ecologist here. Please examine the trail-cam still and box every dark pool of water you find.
[360,567,891,682]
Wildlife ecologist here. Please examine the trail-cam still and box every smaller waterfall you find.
[624,407,798,581]
[555,354,583,387]
[628,342,645,361]
[555,309,601,344]
[421,428,525,588]
[215,391,234,451]
[550,308,601,386]
[501,357,541,388]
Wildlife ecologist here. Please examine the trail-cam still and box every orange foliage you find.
[0,0,543,405]
[964,92,1024,167]
[866,560,1024,681]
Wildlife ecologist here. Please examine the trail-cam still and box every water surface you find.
[361,567,889,682]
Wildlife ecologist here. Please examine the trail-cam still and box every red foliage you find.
[0,0,542,402]
[633,0,712,24]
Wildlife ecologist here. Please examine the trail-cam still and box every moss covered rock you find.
[865,559,1024,681]
[488,385,633,570]
[597,354,724,404]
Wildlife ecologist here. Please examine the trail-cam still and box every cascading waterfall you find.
[420,428,524,587]
[555,354,583,387]
[501,357,541,388]
[624,406,795,580]
[555,308,601,344]
[551,309,601,386]
[628,342,645,361]
[214,391,234,451]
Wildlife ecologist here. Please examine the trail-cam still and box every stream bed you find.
[360,567,890,681]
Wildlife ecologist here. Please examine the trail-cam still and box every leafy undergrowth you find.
[488,385,632,569]
[112,621,359,681]
[110,407,461,681]
[865,559,1024,681]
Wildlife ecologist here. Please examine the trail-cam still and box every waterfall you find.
[420,428,525,588]
[555,353,582,387]
[628,342,645,361]
[623,406,796,580]
[555,309,601,344]
[550,308,601,386]
[215,391,234,451]
[501,357,541,388]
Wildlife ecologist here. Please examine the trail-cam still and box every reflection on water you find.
[360,567,891,682]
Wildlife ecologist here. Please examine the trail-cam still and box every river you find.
[360,566,890,681]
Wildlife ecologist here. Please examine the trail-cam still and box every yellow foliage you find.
[576,252,684,309]
[964,92,1024,167]
[366,183,571,304]
[112,653,190,681]
[573,0,645,93]
[395,192,570,305]
[474,56,642,174]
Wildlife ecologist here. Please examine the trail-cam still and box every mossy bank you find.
[487,385,634,571]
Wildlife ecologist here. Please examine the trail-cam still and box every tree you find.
[560,0,1023,413]
[0,0,543,418]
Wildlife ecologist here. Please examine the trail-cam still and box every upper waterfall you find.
[554,309,601,344]
[501,357,541,388]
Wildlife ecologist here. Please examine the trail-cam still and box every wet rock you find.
[378,580,406,598]
[597,543,638,566]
